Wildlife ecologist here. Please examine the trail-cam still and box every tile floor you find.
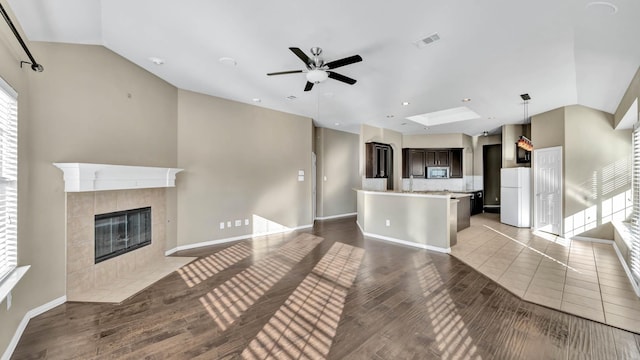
[69,256,196,303]
[451,213,640,334]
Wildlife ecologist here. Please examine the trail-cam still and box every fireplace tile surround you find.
[66,188,195,303]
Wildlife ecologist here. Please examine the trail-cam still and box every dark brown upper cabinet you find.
[366,142,394,190]
[402,148,463,178]
[402,149,426,178]
[449,148,463,178]
[426,150,450,167]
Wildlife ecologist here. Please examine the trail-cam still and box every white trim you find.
[315,212,357,220]
[53,163,183,192]
[164,224,314,256]
[613,242,640,297]
[0,76,17,98]
[0,266,29,304]
[2,296,67,360]
[356,221,450,254]
[612,221,634,250]
[571,236,614,244]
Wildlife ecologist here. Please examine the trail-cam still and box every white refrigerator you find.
[500,167,531,227]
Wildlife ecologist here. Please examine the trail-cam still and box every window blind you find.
[0,77,17,283]
[631,122,640,283]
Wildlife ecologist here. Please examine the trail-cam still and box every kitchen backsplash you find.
[402,176,483,192]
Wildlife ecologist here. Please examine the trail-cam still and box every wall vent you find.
[415,33,441,48]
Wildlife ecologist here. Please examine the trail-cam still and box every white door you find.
[533,146,562,235]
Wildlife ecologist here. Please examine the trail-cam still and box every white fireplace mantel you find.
[53,163,183,192]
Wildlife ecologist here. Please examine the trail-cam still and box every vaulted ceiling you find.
[6,0,640,135]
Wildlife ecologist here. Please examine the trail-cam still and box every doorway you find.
[483,144,502,212]
[533,146,562,235]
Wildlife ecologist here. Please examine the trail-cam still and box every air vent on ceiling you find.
[286,95,297,100]
[415,33,441,48]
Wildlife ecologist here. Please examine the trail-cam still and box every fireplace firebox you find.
[95,207,152,263]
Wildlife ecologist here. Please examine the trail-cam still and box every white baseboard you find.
[2,296,67,360]
[355,221,450,254]
[571,235,614,244]
[164,224,314,256]
[612,242,640,297]
[315,212,356,221]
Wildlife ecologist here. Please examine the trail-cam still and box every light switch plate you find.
[227,221,232,228]
[235,220,241,227]
[219,222,225,229]
[245,219,249,226]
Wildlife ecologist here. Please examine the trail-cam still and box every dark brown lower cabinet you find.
[457,196,471,231]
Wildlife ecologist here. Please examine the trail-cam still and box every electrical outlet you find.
[235,220,241,227]
[219,222,225,230]
[385,219,391,227]
[227,221,232,228]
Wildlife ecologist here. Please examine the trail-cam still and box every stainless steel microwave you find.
[427,166,449,179]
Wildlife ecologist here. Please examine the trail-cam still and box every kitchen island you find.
[355,189,471,253]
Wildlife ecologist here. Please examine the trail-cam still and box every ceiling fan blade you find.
[289,47,312,67]
[328,71,357,85]
[304,81,314,92]
[324,55,362,69]
[267,70,304,76]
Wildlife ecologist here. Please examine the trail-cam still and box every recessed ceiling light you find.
[148,57,164,65]
[386,115,395,118]
[286,95,297,100]
[462,98,471,102]
[402,101,410,106]
[252,98,261,103]
[586,1,618,15]
[334,122,340,126]
[218,57,237,66]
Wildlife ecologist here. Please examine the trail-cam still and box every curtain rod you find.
[0,2,43,72]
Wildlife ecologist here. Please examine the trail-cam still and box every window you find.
[632,121,640,284]
[0,77,17,284]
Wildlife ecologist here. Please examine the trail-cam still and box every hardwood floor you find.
[12,216,640,359]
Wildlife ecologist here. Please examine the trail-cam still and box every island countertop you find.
[354,189,472,199]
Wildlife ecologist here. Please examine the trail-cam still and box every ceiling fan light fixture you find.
[306,69,328,83]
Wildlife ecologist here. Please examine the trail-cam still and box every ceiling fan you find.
[267,47,362,91]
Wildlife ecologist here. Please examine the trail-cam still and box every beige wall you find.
[564,105,631,239]
[615,66,640,127]
[315,127,359,218]
[532,105,631,240]
[360,124,403,190]
[531,107,565,149]
[502,124,530,168]
[0,40,178,355]
[402,133,467,148]
[471,134,501,176]
[176,90,313,246]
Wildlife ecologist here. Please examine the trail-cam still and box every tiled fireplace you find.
[56,163,194,303]
[66,188,167,300]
